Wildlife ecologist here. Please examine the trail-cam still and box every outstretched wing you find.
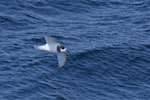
[45,36,57,44]
[57,52,67,67]
[45,36,58,52]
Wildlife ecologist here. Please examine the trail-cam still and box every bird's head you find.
[57,44,67,53]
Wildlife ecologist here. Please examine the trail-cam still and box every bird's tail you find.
[34,44,49,51]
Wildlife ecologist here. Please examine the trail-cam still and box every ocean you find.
[0,0,150,100]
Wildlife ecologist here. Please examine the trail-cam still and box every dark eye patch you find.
[61,46,65,49]
[57,45,65,52]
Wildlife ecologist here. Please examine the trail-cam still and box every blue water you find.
[0,0,150,99]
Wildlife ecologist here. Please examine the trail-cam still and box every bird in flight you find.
[34,36,67,67]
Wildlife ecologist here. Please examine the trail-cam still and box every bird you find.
[34,36,67,67]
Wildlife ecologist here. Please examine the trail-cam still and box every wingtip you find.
[58,63,65,67]
[58,65,64,67]
[45,36,56,39]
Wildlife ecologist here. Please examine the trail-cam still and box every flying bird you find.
[34,36,67,67]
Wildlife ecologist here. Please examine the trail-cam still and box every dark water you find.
[0,0,150,99]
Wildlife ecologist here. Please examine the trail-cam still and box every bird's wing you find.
[45,36,57,44]
[45,36,59,52]
[57,52,67,67]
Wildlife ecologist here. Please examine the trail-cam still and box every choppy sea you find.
[0,0,150,100]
